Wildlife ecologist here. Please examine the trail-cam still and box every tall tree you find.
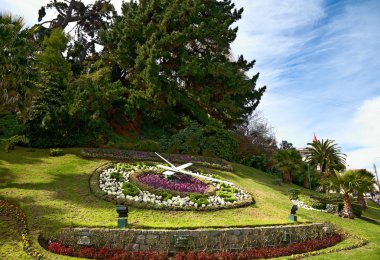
[37,0,115,64]
[274,148,303,183]
[354,169,376,210]
[0,13,36,113]
[330,170,362,219]
[101,0,265,131]
[26,28,71,147]
[305,139,346,176]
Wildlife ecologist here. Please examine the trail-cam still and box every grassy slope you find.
[0,147,380,259]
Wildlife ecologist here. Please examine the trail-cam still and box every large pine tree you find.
[101,0,265,131]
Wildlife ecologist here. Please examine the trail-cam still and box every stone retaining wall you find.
[51,223,334,253]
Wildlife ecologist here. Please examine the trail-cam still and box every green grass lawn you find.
[1,147,380,259]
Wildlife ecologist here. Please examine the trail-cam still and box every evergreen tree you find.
[26,28,72,147]
[101,0,265,132]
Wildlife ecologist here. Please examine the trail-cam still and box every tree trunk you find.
[282,170,292,183]
[341,193,355,219]
[303,177,309,189]
[357,193,367,210]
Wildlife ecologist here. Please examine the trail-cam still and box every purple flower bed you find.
[137,173,209,193]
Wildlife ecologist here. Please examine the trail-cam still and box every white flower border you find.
[291,199,328,213]
[99,164,251,208]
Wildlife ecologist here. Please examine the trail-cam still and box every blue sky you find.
[1,0,380,171]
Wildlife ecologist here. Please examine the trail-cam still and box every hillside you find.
[1,147,380,259]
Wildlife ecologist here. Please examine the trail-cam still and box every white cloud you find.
[343,96,380,170]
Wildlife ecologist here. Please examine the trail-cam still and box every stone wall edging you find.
[50,223,334,253]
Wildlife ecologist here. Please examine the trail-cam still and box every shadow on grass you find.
[0,172,112,210]
[359,216,380,225]
[0,148,46,165]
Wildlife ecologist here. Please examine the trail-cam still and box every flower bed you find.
[0,199,45,259]
[81,148,233,171]
[137,172,209,194]
[95,163,253,210]
[47,233,343,259]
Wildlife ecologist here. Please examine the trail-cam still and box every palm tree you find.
[354,169,376,210]
[332,170,361,219]
[305,139,346,176]
[0,13,36,113]
[274,149,303,183]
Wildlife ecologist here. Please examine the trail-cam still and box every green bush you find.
[167,122,205,155]
[216,183,237,202]
[299,194,326,210]
[115,163,135,172]
[216,190,236,202]
[155,189,173,201]
[1,135,30,152]
[0,112,25,138]
[287,189,300,200]
[49,148,64,157]
[132,140,162,152]
[122,183,140,197]
[111,171,123,182]
[310,193,342,204]
[189,194,209,205]
[166,122,237,161]
[202,124,237,161]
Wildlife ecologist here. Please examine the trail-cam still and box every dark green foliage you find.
[132,140,162,152]
[287,189,300,200]
[166,122,237,161]
[240,155,269,171]
[298,194,326,210]
[155,189,173,201]
[122,183,140,197]
[110,171,123,182]
[1,135,29,152]
[274,148,303,183]
[26,28,72,147]
[189,194,209,205]
[167,122,205,155]
[0,112,25,138]
[202,124,238,161]
[101,0,265,130]
[49,148,64,157]
[0,14,36,113]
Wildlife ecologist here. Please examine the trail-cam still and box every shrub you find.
[1,135,29,152]
[110,171,123,182]
[155,189,173,201]
[122,183,140,197]
[166,122,238,161]
[202,123,238,161]
[0,112,25,138]
[299,194,326,210]
[132,140,162,152]
[49,148,64,156]
[326,204,339,214]
[287,189,300,200]
[189,194,209,205]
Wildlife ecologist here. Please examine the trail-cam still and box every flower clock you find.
[98,163,253,210]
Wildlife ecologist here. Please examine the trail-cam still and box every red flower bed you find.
[48,233,342,259]
[175,233,342,259]
[137,173,209,193]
